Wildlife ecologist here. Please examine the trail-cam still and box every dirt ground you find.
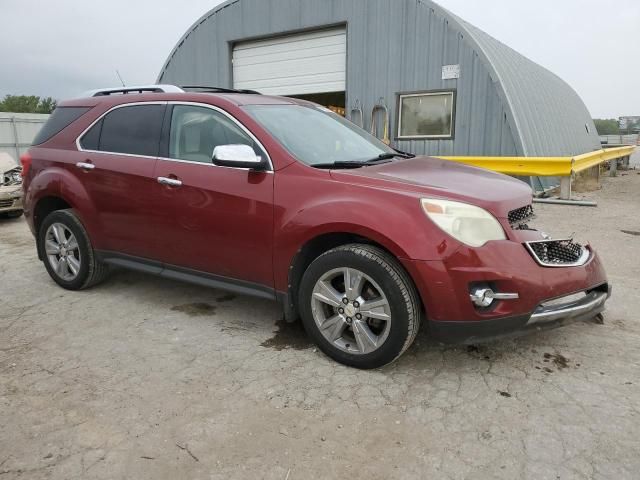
[1,164,640,479]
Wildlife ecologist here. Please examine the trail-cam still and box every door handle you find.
[76,162,95,171]
[157,176,183,187]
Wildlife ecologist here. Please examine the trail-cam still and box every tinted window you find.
[80,118,102,150]
[99,104,165,157]
[33,107,90,145]
[169,105,263,164]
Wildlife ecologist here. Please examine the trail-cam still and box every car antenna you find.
[115,70,126,87]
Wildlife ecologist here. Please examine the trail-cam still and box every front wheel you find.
[299,244,422,369]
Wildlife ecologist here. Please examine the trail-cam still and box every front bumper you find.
[401,238,610,344]
[428,286,611,344]
[0,187,23,212]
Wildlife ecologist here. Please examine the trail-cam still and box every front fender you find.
[273,172,461,292]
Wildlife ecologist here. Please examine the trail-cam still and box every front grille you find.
[508,205,535,229]
[0,199,14,208]
[526,239,587,267]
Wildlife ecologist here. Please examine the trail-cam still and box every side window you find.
[169,105,263,164]
[85,104,165,157]
[33,107,90,145]
[80,118,102,150]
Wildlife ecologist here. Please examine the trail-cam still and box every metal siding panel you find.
[0,114,49,162]
[158,0,533,158]
[468,54,488,155]
[459,20,601,156]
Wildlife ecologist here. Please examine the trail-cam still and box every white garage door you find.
[232,28,346,96]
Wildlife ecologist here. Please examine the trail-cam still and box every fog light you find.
[470,288,495,307]
[470,288,519,307]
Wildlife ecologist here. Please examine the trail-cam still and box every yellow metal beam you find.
[573,146,636,173]
[437,146,636,177]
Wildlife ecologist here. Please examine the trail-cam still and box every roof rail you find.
[180,86,262,95]
[80,85,185,98]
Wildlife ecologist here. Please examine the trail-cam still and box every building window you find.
[397,90,456,140]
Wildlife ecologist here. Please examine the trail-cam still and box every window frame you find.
[76,101,273,171]
[395,89,457,141]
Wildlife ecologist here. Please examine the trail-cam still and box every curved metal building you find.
[159,0,600,158]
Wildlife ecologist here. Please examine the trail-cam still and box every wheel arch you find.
[281,228,419,322]
[28,168,102,258]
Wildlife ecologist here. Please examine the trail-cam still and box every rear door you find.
[151,103,274,288]
[77,102,166,258]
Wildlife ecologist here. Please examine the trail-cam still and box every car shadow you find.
[99,267,602,373]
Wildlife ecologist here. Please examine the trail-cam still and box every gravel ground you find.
[1,171,639,480]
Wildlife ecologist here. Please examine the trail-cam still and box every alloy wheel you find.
[311,267,392,355]
[45,222,81,281]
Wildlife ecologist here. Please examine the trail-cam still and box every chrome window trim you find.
[75,100,274,172]
[525,239,591,268]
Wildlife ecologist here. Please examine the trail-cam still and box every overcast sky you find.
[0,0,637,118]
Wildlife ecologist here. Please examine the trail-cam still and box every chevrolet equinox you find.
[21,85,610,369]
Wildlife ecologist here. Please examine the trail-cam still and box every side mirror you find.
[212,144,267,170]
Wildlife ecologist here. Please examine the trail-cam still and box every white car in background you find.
[0,152,23,219]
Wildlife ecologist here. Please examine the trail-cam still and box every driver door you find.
[151,103,274,288]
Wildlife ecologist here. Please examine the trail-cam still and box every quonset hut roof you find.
[456,18,600,156]
[159,0,601,157]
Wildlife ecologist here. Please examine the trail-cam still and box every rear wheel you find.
[299,244,421,369]
[38,209,108,290]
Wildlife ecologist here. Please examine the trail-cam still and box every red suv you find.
[22,85,610,369]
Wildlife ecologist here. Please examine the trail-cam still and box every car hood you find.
[329,156,533,218]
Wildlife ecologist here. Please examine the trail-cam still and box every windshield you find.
[244,104,395,166]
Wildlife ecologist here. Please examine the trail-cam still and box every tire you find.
[38,209,108,290]
[299,244,421,369]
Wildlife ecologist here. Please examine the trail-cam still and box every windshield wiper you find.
[392,148,416,159]
[312,160,389,169]
[361,152,415,164]
[311,152,414,169]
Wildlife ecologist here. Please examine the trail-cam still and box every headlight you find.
[421,198,506,247]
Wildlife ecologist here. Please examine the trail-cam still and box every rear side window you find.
[80,118,102,150]
[82,104,165,157]
[32,107,90,145]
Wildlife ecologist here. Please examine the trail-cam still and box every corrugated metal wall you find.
[459,20,601,157]
[159,0,519,157]
[158,0,599,159]
[0,112,49,161]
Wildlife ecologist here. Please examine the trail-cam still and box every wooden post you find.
[560,176,572,200]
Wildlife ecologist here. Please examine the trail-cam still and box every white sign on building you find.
[442,64,461,80]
